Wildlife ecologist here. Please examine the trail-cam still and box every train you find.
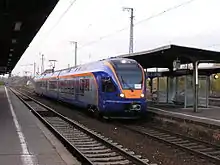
[34,57,147,119]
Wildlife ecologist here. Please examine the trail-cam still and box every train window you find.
[49,81,57,90]
[101,78,116,92]
[84,79,90,91]
[80,79,85,92]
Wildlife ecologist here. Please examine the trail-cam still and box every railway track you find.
[120,124,220,164]
[18,86,220,164]
[11,88,156,165]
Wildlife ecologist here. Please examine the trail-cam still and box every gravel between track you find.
[19,88,216,165]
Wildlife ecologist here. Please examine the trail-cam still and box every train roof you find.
[34,57,138,80]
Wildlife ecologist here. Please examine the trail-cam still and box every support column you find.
[167,67,173,104]
[184,64,189,108]
[193,61,199,112]
[184,74,187,108]
[175,77,178,103]
[166,77,169,103]
[206,75,210,108]
[150,78,153,94]
[156,68,159,103]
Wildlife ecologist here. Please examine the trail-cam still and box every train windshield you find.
[111,60,143,90]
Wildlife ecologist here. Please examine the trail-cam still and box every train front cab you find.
[98,59,147,119]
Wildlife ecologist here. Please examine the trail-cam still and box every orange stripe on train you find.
[123,89,142,99]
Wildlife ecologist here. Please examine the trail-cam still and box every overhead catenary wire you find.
[78,0,197,49]
[37,0,77,50]
[45,0,77,37]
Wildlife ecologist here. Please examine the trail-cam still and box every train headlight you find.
[120,93,125,98]
[140,93,145,98]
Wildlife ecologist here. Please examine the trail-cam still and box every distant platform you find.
[0,86,80,165]
[148,104,220,127]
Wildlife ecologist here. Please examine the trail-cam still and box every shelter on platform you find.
[118,45,220,112]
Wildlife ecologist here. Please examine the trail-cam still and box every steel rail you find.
[10,88,155,165]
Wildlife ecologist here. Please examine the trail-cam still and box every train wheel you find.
[93,107,102,119]
[87,105,94,116]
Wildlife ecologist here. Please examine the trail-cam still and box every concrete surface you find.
[0,86,81,165]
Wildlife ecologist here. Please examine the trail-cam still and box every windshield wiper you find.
[121,76,134,92]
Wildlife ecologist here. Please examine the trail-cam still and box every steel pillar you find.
[157,76,159,103]
[184,74,187,108]
[206,75,210,108]
[150,78,153,93]
[193,61,199,112]
[166,77,169,103]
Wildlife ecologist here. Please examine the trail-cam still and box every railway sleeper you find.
[70,133,87,137]
[70,139,98,144]
[197,148,216,152]
[143,130,159,134]
[157,134,171,138]
[150,133,169,137]
[180,142,199,147]
[188,145,206,149]
[163,136,180,141]
[81,148,112,154]
[89,156,125,162]
[86,152,118,158]
[51,125,73,129]
[59,132,80,136]
[92,159,130,165]
[166,138,183,143]
[45,117,65,122]
[204,150,220,155]
[77,146,106,150]
[59,130,85,135]
[175,140,190,144]
[74,143,102,148]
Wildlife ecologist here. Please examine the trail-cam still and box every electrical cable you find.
[36,0,77,51]
[78,0,197,49]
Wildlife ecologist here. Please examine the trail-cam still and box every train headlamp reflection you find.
[140,93,145,98]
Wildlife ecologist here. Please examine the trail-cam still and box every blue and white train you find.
[34,57,147,119]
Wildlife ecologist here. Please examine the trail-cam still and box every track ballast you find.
[11,88,156,165]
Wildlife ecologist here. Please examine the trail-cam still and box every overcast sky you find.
[12,0,220,76]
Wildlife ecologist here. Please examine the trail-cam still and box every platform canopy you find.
[0,0,58,74]
[147,67,220,78]
[119,45,220,69]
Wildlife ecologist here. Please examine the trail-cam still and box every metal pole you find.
[193,61,199,112]
[184,64,188,108]
[41,53,44,74]
[123,7,134,54]
[75,42,77,66]
[33,62,36,77]
[129,8,134,54]
[206,75,210,108]
[156,68,159,103]
[166,77,169,103]
[70,41,77,66]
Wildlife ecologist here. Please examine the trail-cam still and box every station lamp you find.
[214,74,219,79]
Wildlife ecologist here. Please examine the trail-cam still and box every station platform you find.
[148,104,220,127]
[0,86,80,165]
